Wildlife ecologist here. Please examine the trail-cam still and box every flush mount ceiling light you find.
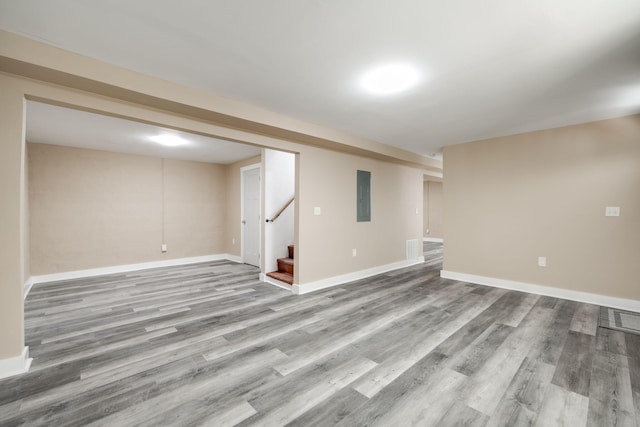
[361,63,420,95]
[149,133,188,147]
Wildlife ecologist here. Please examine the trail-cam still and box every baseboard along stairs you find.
[266,245,294,285]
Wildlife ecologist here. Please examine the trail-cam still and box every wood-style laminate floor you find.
[1,242,638,426]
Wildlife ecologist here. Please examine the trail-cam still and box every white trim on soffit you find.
[28,254,242,287]
[0,347,32,380]
[423,237,443,243]
[292,257,425,295]
[441,270,640,313]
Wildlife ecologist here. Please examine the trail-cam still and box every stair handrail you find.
[266,197,294,223]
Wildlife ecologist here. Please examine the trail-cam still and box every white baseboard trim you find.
[30,254,242,285]
[423,237,444,243]
[0,347,32,380]
[259,273,294,291]
[440,270,640,313]
[23,277,34,300]
[292,257,425,295]
[226,254,243,263]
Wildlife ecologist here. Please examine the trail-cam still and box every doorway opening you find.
[262,150,297,287]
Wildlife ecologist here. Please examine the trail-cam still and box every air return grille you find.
[406,239,419,260]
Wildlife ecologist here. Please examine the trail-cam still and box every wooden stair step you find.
[266,271,293,285]
[277,257,294,274]
[265,245,295,286]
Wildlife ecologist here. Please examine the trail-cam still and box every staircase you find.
[266,245,294,285]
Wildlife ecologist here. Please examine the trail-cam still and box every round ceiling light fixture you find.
[149,133,188,147]
[361,63,420,95]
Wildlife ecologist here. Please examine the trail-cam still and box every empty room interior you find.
[0,1,639,426]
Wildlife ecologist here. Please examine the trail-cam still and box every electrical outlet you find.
[352,248,357,257]
[538,256,546,267]
[232,238,235,245]
[161,243,167,253]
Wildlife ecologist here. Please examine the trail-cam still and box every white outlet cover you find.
[538,256,546,267]
[314,207,321,215]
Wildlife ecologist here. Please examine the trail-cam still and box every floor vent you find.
[406,239,419,260]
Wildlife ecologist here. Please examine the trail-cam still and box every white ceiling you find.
[3,1,640,156]
[26,101,262,164]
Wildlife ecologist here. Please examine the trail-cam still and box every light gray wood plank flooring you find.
[0,242,638,426]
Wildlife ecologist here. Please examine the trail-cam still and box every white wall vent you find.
[406,239,419,260]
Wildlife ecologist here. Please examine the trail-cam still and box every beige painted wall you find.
[28,143,229,274]
[27,140,424,285]
[163,158,227,258]
[297,146,424,284]
[443,115,640,300]
[224,155,262,257]
[423,181,443,239]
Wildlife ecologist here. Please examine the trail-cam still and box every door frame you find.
[240,163,262,267]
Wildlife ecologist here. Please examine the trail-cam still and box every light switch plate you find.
[605,206,620,217]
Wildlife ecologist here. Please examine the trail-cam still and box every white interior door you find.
[242,167,260,267]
